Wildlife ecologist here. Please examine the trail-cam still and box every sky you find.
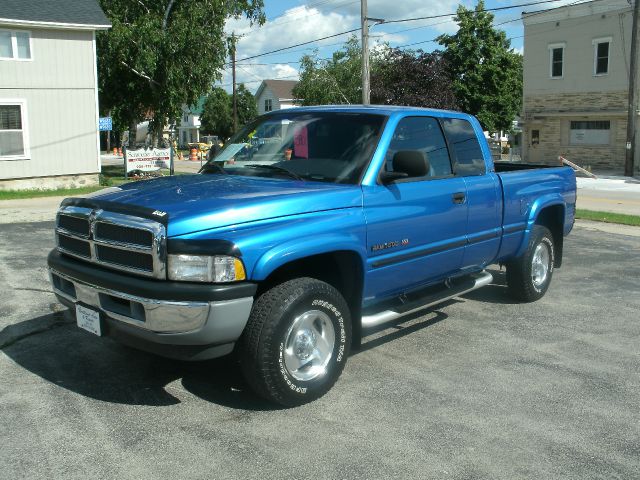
[217,0,578,93]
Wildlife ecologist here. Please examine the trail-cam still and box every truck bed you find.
[493,161,562,172]
[493,164,577,263]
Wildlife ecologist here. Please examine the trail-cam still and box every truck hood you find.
[87,174,362,236]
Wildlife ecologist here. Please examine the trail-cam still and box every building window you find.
[0,29,32,60]
[264,99,273,112]
[0,101,29,159]
[570,120,610,145]
[593,37,611,75]
[548,43,565,78]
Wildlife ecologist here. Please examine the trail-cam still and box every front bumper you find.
[48,249,256,360]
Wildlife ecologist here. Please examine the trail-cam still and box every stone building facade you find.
[522,0,637,172]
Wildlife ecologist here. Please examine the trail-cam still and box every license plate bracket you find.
[76,304,102,336]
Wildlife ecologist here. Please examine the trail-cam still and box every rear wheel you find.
[506,225,555,302]
[239,277,351,407]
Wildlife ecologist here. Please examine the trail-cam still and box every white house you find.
[522,0,637,171]
[0,0,111,190]
[177,96,205,147]
[255,79,299,115]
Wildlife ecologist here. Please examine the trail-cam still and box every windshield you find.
[200,112,387,184]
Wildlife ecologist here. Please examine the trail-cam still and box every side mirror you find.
[392,150,429,177]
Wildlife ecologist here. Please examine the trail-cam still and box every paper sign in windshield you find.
[294,126,308,159]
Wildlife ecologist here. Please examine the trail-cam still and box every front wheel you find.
[506,225,555,302]
[239,278,352,407]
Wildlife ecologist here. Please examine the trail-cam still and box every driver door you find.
[363,116,468,303]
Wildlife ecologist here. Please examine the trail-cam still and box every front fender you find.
[514,194,565,258]
[252,233,367,281]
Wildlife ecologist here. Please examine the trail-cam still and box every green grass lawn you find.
[0,165,186,201]
[575,209,640,227]
[0,186,105,201]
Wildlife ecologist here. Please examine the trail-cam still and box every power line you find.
[382,0,564,24]
[231,0,564,64]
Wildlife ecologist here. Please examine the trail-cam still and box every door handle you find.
[452,192,466,204]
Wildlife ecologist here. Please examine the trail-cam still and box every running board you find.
[361,271,493,329]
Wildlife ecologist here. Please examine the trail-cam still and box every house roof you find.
[0,0,111,30]
[257,79,299,101]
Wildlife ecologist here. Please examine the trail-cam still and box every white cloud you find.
[226,6,354,60]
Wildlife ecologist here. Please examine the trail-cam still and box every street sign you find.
[98,117,112,131]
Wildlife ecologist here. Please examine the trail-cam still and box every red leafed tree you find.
[371,48,458,110]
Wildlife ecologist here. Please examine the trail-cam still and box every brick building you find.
[522,0,638,172]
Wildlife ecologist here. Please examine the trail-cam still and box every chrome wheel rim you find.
[531,242,550,288]
[283,310,335,382]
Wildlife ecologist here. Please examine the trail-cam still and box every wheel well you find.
[257,251,364,346]
[535,204,564,267]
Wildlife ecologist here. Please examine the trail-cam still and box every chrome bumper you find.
[49,268,254,346]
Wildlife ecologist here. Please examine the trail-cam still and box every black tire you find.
[506,225,555,302]
[239,277,352,407]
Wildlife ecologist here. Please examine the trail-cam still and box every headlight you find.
[167,255,246,282]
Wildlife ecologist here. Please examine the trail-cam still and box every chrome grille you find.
[56,206,166,279]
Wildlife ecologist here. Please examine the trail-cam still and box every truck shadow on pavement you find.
[0,312,280,411]
[460,269,521,305]
[1,276,513,410]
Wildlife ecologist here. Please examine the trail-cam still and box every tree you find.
[293,36,363,105]
[371,48,458,110]
[200,84,257,139]
[236,84,258,127]
[200,87,233,139]
[97,0,264,141]
[437,0,522,133]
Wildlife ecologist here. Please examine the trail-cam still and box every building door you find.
[528,127,543,163]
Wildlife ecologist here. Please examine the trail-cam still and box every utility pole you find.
[230,33,238,133]
[361,0,370,105]
[625,0,640,176]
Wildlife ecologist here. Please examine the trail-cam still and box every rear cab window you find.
[441,118,486,176]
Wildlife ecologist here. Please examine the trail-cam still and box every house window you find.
[570,120,610,145]
[264,99,273,112]
[0,29,32,60]
[0,101,29,159]
[548,43,565,78]
[593,37,611,75]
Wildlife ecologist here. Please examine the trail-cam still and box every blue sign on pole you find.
[99,117,113,131]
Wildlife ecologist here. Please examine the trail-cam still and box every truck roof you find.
[265,104,472,118]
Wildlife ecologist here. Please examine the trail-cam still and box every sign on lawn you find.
[98,117,113,131]
[125,148,170,173]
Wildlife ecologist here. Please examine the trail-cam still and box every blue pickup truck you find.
[48,106,576,406]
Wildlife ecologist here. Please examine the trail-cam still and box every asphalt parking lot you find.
[0,221,638,479]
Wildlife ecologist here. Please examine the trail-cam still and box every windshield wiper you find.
[244,164,304,181]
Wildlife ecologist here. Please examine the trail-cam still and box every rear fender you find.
[514,194,565,259]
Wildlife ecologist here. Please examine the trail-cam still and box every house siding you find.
[256,88,278,115]
[0,27,100,187]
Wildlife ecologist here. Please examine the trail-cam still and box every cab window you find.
[441,118,486,176]
[384,116,453,179]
